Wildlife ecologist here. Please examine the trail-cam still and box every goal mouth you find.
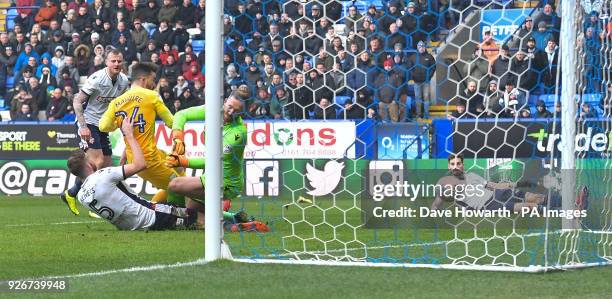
[206,0,612,271]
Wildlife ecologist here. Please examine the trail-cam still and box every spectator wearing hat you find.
[133,0,160,32]
[244,62,263,88]
[447,100,467,121]
[56,56,80,89]
[379,0,403,35]
[47,30,67,55]
[531,21,553,50]
[88,32,103,53]
[408,40,436,118]
[0,46,18,78]
[309,4,322,21]
[535,99,552,118]
[66,32,83,55]
[177,87,199,110]
[344,5,363,34]
[140,41,159,62]
[39,65,58,89]
[56,64,79,90]
[74,44,92,76]
[483,80,503,117]
[15,43,40,75]
[61,9,77,37]
[183,64,204,83]
[159,42,179,65]
[114,33,137,63]
[491,44,511,86]
[99,21,114,46]
[400,2,418,34]
[501,80,526,117]
[35,0,58,30]
[51,46,66,71]
[36,53,57,78]
[464,46,489,92]
[510,16,534,50]
[26,77,48,110]
[533,3,561,36]
[130,19,149,53]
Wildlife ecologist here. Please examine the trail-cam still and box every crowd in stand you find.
[0,0,609,123]
[452,2,612,121]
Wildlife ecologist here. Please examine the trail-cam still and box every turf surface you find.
[1,197,611,298]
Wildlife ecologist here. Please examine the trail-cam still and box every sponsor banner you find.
[0,124,79,159]
[376,123,429,159]
[118,120,357,160]
[480,9,530,42]
[245,160,280,196]
[452,119,612,158]
[0,160,201,196]
[244,121,356,159]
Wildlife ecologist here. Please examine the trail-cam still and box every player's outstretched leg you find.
[61,179,82,215]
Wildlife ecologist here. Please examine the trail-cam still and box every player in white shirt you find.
[66,116,197,230]
[61,50,130,216]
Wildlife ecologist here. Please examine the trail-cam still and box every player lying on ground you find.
[61,50,130,216]
[98,62,185,207]
[66,118,197,231]
[431,154,589,212]
[165,98,269,232]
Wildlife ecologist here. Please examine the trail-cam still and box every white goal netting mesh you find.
[220,0,611,271]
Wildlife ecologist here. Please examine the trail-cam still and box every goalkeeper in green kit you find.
[165,95,269,232]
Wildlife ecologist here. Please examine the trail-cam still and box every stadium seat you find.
[0,98,4,108]
[192,40,205,54]
[334,95,351,106]
[60,113,76,122]
[6,76,14,89]
[539,94,558,106]
[580,93,601,105]
[6,8,17,31]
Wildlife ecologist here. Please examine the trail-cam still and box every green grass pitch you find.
[1,197,611,298]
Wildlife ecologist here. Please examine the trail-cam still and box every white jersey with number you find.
[81,68,129,126]
[462,173,494,210]
[77,166,155,230]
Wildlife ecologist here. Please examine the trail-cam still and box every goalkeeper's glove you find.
[171,130,186,155]
[165,154,189,168]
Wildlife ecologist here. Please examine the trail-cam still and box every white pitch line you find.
[5,220,104,227]
[1,259,208,282]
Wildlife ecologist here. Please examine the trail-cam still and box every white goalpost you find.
[204,0,224,262]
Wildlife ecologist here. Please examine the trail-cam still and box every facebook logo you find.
[245,160,279,196]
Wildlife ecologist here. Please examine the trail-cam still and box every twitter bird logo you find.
[306,160,345,196]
